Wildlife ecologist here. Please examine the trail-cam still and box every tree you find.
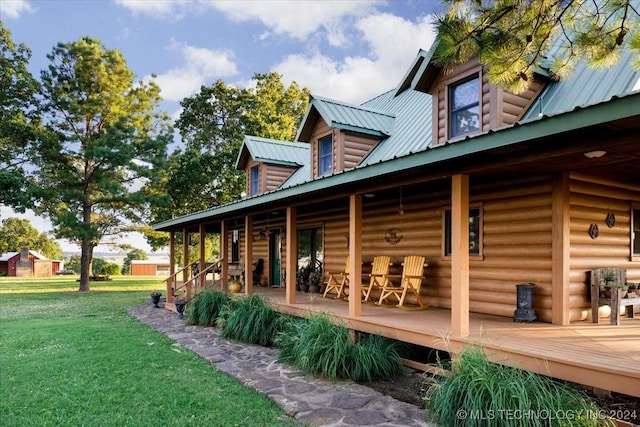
[434,0,640,94]
[146,73,309,250]
[122,248,147,275]
[34,37,172,291]
[0,22,41,211]
[0,217,62,259]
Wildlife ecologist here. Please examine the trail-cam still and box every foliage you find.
[121,248,148,275]
[220,293,287,347]
[91,257,121,276]
[0,22,41,211]
[147,73,309,249]
[33,36,172,291]
[435,0,640,94]
[185,288,232,327]
[424,345,611,427]
[0,217,62,259]
[64,254,81,273]
[0,278,301,426]
[275,313,404,382]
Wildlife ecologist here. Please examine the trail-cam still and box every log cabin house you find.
[154,43,640,397]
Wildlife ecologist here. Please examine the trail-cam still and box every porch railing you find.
[163,259,223,304]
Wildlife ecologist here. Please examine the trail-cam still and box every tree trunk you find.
[78,200,94,292]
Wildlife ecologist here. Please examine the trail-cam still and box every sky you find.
[0,0,443,254]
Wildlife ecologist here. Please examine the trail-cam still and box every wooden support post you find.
[349,194,362,318]
[182,228,189,289]
[286,207,297,305]
[168,231,175,300]
[552,172,571,325]
[244,215,253,295]
[451,174,469,337]
[221,220,228,291]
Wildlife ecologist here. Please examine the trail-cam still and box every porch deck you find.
[252,287,640,398]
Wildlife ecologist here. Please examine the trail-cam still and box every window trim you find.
[442,204,483,258]
[632,203,640,261]
[448,74,481,139]
[318,134,333,176]
[250,165,259,196]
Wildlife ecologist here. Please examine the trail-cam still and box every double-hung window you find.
[250,166,259,196]
[449,76,480,138]
[318,135,332,176]
[633,205,640,259]
[444,207,482,256]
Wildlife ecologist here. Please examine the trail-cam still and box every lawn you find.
[0,276,304,427]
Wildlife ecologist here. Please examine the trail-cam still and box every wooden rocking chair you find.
[323,256,349,299]
[362,256,391,303]
[377,255,428,310]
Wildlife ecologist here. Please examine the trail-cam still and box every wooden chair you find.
[590,267,627,325]
[323,256,349,299]
[362,256,391,303]
[377,255,428,310]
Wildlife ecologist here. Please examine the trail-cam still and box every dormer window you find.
[250,165,259,196]
[318,135,333,176]
[449,75,480,138]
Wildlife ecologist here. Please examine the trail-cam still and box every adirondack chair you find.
[362,256,391,303]
[377,255,428,310]
[323,256,349,299]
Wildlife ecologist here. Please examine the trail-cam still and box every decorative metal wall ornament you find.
[589,223,599,239]
[605,212,616,228]
[385,228,403,245]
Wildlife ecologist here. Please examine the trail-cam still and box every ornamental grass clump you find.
[425,346,612,427]
[220,294,286,347]
[275,313,404,382]
[185,289,231,327]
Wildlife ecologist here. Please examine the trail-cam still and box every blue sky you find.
[0,0,443,254]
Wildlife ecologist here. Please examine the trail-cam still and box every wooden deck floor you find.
[252,287,640,398]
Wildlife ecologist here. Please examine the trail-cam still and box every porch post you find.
[286,206,297,305]
[349,194,363,317]
[198,223,205,290]
[182,228,189,286]
[169,231,175,277]
[451,174,470,337]
[244,215,253,294]
[552,172,571,325]
[220,220,228,290]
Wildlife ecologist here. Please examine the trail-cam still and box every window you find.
[449,76,480,138]
[444,207,481,256]
[297,227,324,272]
[633,206,640,257]
[318,135,332,176]
[250,166,259,196]
[231,230,240,263]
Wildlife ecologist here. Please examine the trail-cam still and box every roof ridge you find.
[312,95,396,118]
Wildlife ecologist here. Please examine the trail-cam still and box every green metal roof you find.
[235,135,309,169]
[153,91,640,231]
[296,95,396,142]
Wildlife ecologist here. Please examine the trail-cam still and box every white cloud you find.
[113,0,193,19]
[0,0,36,19]
[274,13,438,104]
[149,41,238,102]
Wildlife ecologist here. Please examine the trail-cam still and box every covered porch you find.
[254,287,640,398]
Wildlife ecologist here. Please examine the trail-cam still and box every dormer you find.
[235,136,309,197]
[395,48,548,147]
[296,96,395,178]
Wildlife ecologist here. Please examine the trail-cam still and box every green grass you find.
[0,277,303,427]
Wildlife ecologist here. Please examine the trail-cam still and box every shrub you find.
[220,294,286,347]
[185,289,231,326]
[275,313,404,382]
[424,346,612,427]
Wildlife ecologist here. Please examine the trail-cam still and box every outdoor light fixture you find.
[584,150,606,159]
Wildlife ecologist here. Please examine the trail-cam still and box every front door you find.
[270,231,281,287]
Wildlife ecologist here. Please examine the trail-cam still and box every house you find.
[0,247,62,277]
[130,259,171,276]
[153,40,640,396]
